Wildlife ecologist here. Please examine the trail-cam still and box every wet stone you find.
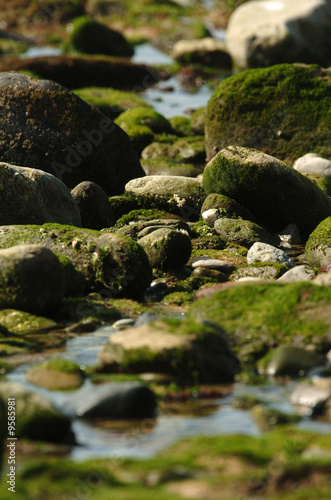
[192,258,235,273]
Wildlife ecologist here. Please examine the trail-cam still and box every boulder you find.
[61,382,157,420]
[172,37,231,68]
[26,359,85,390]
[214,218,279,248]
[0,55,159,90]
[259,345,324,377]
[203,146,331,238]
[278,265,315,282]
[0,382,72,443]
[201,193,256,223]
[306,217,331,268]
[205,64,331,165]
[138,227,192,270]
[70,16,133,57]
[0,245,65,314]
[99,319,240,383]
[114,218,191,240]
[226,0,331,69]
[125,175,205,220]
[0,309,57,335]
[0,162,81,226]
[0,224,153,297]
[247,242,295,268]
[0,72,144,195]
[71,181,114,230]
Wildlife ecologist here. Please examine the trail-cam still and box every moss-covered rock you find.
[188,282,331,364]
[0,245,65,314]
[69,16,133,57]
[0,224,152,298]
[232,263,287,281]
[214,218,279,248]
[201,193,256,222]
[204,146,331,238]
[114,217,191,240]
[169,115,191,136]
[306,217,331,268]
[0,310,57,335]
[172,37,231,68]
[0,382,72,443]
[205,64,331,165]
[258,345,324,377]
[139,227,192,270]
[0,72,144,196]
[26,359,85,390]
[141,158,203,177]
[99,318,240,383]
[73,86,151,120]
[141,136,205,165]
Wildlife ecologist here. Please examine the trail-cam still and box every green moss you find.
[0,309,57,335]
[306,216,331,259]
[188,282,331,364]
[168,115,191,136]
[113,209,177,229]
[161,291,193,306]
[32,358,82,374]
[73,86,150,120]
[115,107,172,135]
[206,64,331,164]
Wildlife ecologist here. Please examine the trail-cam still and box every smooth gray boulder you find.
[293,153,331,178]
[0,162,81,226]
[172,37,231,67]
[226,0,331,69]
[247,242,295,268]
[214,218,279,248]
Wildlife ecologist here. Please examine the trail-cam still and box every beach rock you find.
[114,218,191,240]
[205,64,331,165]
[232,264,284,282]
[260,345,324,377]
[226,0,331,69]
[214,218,279,248]
[201,208,220,228]
[192,258,235,273]
[0,162,81,226]
[26,359,84,390]
[0,382,72,443]
[201,193,256,223]
[138,227,192,270]
[0,55,159,90]
[115,107,172,135]
[0,309,57,335]
[141,137,205,165]
[99,319,240,383]
[278,265,315,282]
[0,72,144,195]
[70,16,133,57]
[142,159,202,178]
[188,282,331,364]
[204,147,331,238]
[306,217,331,268]
[247,242,295,268]
[125,175,205,220]
[0,245,65,314]
[61,382,157,420]
[0,224,152,297]
[71,181,114,230]
[172,37,231,68]
[190,267,229,283]
[293,153,331,178]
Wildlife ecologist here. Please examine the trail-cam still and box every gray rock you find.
[201,208,220,228]
[278,265,315,282]
[278,223,301,247]
[134,312,160,327]
[172,37,231,68]
[0,245,65,314]
[261,345,324,377]
[0,72,144,195]
[313,271,331,286]
[0,162,81,226]
[114,219,191,240]
[293,153,331,178]
[138,227,192,270]
[61,382,157,420]
[232,265,281,281]
[190,267,229,283]
[0,382,72,443]
[71,181,114,230]
[214,218,279,248]
[125,175,205,218]
[226,0,331,69]
[290,381,331,416]
[247,242,295,268]
[192,258,235,273]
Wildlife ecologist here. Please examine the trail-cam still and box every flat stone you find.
[247,242,295,268]
[192,258,235,273]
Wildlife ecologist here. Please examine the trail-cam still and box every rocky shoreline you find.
[0,1,331,499]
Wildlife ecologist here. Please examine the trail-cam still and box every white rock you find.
[247,242,295,268]
[201,208,220,227]
[293,153,331,178]
[226,0,331,69]
[278,265,315,282]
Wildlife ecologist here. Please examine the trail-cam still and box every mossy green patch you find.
[188,282,331,364]
[0,309,57,335]
[205,64,331,165]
